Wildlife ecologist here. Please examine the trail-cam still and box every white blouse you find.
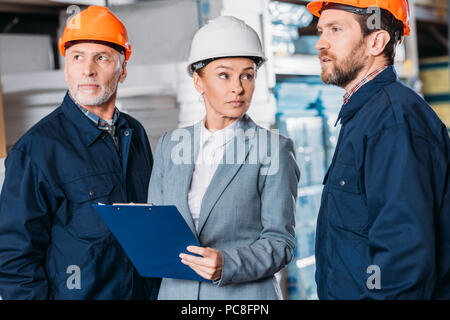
[188,118,240,230]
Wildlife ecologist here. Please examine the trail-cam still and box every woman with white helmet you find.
[147,16,300,300]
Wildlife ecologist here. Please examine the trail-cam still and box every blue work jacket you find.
[315,66,450,299]
[0,92,160,299]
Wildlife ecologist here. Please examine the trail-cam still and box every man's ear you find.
[368,30,391,57]
[63,58,68,83]
[193,71,205,95]
[119,60,127,83]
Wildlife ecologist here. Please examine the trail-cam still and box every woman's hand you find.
[180,246,223,281]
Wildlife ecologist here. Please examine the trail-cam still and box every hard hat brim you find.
[187,54,267,77]
[306,0,410,36]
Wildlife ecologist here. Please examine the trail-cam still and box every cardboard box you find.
[420,56,449,96]
[415,0,448,10]
[431,102,450,128]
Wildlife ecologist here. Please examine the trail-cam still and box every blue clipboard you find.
[92,203,207,282]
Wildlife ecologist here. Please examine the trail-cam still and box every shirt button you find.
[124,130,130,136]
[340,180,346,187]
[89,190,95,197]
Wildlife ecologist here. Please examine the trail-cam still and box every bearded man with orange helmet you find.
[0,6,160,299]
[308,0,450,299]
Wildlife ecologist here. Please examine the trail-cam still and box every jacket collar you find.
[199,116,241,148]
[176,114,258,237]
[61,91,128,146]
[336,65,398,126]
[196,114,257,235]
[191,113,257,159]
[193,113,256,141]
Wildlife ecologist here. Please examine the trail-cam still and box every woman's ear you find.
[193,71,205,95]
[368,30,391,57]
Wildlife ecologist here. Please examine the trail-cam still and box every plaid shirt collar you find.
[68,93,121,151]
[68,93,120,132]
[343,66,388,105]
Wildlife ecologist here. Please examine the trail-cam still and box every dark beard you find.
[321,40,366,88]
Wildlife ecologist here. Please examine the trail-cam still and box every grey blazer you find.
[147,114,300,300]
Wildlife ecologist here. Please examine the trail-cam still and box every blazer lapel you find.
[196,115,257,235]
[172,123,201,239]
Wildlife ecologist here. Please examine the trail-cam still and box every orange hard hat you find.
[306,0,410,36]
[58,6,132,60]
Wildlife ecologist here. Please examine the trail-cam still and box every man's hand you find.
[180,246,223,281]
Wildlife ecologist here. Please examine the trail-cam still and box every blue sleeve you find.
[362,125,442,299]
[138,123,154,172]
[0,149,56,299]
[434,125,450,299]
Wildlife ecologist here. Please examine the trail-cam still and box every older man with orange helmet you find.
[0,6,160,299]
[308,0,450,299]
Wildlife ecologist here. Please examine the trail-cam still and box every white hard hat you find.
[187,16,267,76]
